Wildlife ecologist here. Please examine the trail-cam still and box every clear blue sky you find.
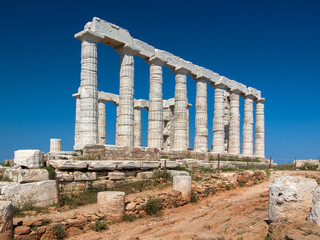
[1,0,319,164]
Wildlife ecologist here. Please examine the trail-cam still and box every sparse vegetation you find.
[190,190,198,203]
[91,219,108,232]
[145,198,163,216]
[123,214,137,222]
[13,204,56,217]
[153,170,173,181]
[41,166,56,180]
[52,224,67,240]
[0,176,12,182]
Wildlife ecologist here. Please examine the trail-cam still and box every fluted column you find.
[147,58,164,149]
[228,90,241,155]
[115,46,136,147]
[224,91,231,152]
[242,95,254,156]
[254,98,265,158]
[75,34,101,150]
[194,78,208,152]
[98,99,107,144]
[73,93,81,148]
[134,108,142,147]
[212,84,225,153]
[173,68,189,151]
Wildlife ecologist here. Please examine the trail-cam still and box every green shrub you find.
[41,166,56,180]
[123,214,137,222]
[265,169,271,177]
[52,224,66,240]
[91,219,108,232]
[190,190,198,203]
[145,198,163,216]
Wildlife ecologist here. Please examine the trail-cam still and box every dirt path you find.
[66,170,319,240]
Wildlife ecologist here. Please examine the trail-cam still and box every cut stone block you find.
[97,191,125,221]
[56,171,74,182]
[14,150,44,169]
[73,171,97,181]
[108,172,125,180]
[136,171,154,179]
[220,172,237,186]
[1,180,57,207]
[141,161,160,169]
[173,175,192,201]
[4,168,48,183]
[307,186,320,225]
[87,161,118,170]
[117,161,141,170]
[49,160,87,170]
[0,201,13,239]
[268,176,317,222]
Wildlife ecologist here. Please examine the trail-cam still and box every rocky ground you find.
[14,170,320,240]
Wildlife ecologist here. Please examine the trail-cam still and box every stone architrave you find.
[147,58,164,149]
[228,89,241,155]
[134,107,142,147]
[115,46,137,147]
[255,98,265,158]
[212,83,225,153]
[97,191,125,221]
[173,175,192,201]
[76,32,101,149]
[98,99,107,144]
[50,139,62,152]
[242,94,254,156]
[194,78,208,152]
[0,201,13,240]
[173,68,189,151]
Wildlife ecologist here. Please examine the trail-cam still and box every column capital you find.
[255,98,265,104]
[172,67,189,75]
[98,98,107,104]
[192,76,207,83]
[146,57,165,66]
[228,88,242,95]
[115,45,139,55]
[72,93,80,99]
[75,30,103,43]
[212,82,226,89]
[244,93,255,99]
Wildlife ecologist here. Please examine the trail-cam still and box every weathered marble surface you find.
[50,139,62,152]
[0,201,13,240]
[14,150,44,169]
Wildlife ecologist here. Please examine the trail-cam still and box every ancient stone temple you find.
[73,17,265,159]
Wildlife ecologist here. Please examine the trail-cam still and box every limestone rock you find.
[87,161,118,170]
[73,171,96,181]
[169,170,190,177]
[14,150,44,169]
[15,226,31,235]
[136,171,154,179]
[108,172,125,180]
[4,168,48,183]
[268,176,318,222]
[48,160,87,170]
[97,191,125,221]
[220,172,237,186]
[1,180,57,207]
[0,201,13,239]
[307,186,320,225]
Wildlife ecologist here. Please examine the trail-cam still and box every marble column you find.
[242,95,254,156]
[76,35,100,149]
[224,91,231,152]
[147,58,164,149]
[194,78,208,152]
[212,84,225,153]
[254,98,265,158]
[73,93,81,148]
[134,108,142,147]
[115,46,136,147]
[98,100,107,145]
[228,89,241,155]
[173,68,189,151]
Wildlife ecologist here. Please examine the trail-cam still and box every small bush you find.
[91,219,108,232]
[172,200,178,208]
[41,166,56,180]
[190,190,198,203]
[52,224,66,240]
[123,214,136,222]
[153,170,173,181]
[203,190,210,198]
[0,176,12,182]
[145,198,163,216]
[265,169,271,177]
